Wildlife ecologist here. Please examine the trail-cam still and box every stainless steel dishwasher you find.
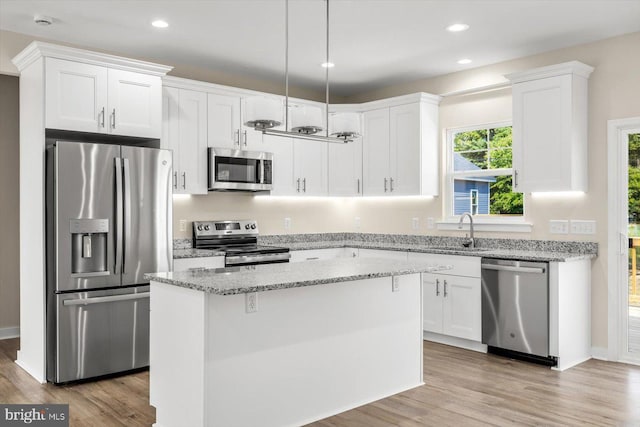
[481,258,556,366]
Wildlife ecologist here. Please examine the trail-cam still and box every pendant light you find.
[244,0,355,144]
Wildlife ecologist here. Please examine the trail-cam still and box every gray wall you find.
[0,74,20,334]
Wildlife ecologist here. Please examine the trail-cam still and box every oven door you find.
[208,147,273,191]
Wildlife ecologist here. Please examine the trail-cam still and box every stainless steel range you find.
[193,220,290,266]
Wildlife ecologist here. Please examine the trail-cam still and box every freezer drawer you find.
[47,286,150,383]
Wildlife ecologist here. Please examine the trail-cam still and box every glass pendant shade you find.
[329,112,361,138]
[290,105,324,135]
[244,97,283,130]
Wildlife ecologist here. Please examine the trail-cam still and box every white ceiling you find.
[1,0,639,97]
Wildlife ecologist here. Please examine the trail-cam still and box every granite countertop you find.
[173,248,225,259]
[147,257,448,295]
[278,240,595,262]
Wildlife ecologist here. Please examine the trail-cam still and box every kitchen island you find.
[146,258,446,427]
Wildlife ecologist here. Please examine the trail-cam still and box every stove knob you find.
[197,225,203,231]
[250,224,256,229]
[245,224,250,230]
[204,225,210,231]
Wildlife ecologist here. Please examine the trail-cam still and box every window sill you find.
[436,219,533,233]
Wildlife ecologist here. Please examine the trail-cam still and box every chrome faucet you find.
[458,212,475,248]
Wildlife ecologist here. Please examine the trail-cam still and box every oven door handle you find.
[481,264,546,274]
[226,253,291,266]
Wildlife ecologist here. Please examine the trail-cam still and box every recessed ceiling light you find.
[34,14,53,26]
[321,62,335,68]
[447,23,469,33]
[152,20,169,28]
[457,58,472,65]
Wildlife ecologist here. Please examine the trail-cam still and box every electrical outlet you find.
[354,217,361,230]
[392,276,400,292]
[179,220,187,232]
[245,292,258,313]
[284,217,291,231]
[412,217,419,230]
[549,220,569,234]
[427,217,435,229]
[570,220,596,235]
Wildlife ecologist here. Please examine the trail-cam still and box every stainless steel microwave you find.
[208,147,273,192]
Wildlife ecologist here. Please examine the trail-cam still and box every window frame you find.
[438,121,532,233]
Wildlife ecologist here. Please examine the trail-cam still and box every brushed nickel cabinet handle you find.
[436,278,440,296]
[243,130,248,146]
[384,178,388,192]
[173,171,177,189]
[235,129,240,146]
[111,109,116,129]
[443,279,448,298]
[100,107,105,128]
[296,178,301,193]
[182,172,186,189]
[303,178,306,193]
[390,177,394,192]
[357,178,360,194]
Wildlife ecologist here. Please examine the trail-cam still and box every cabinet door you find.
[362,108,390,195]
[328,137,363,196]
[240,97,268,151]
[442,275,481,341]
[422,274,444,334]
[389,103,421,195]
[293,138,328,196]
[208,93,241,150]
[107,69,162,138]
[178,89,208,194]
[263,134,296,195]
[162,87,180,193]
[45,58,108,133]
[512,75,572,192]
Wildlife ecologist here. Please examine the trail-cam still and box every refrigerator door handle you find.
[114,158,123,275]
[123,158,131,275]
[62,292,150,306]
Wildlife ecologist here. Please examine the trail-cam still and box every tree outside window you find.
[450,125,523,217]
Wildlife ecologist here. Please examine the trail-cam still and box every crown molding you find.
[12,41,172,76]
[505,60,594,84]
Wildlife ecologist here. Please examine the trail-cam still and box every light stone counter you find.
[147,257,448,295]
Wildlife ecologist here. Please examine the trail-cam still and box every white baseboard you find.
[423,331,488,353]
[0,326,19,340]
[591,346,608,361]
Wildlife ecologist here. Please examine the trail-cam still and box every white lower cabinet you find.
[421,273,481,341]
[173,256,224,271]
[408,253,482,342]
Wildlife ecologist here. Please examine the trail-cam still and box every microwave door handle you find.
[259,160,264,184]
[114,158,123,275]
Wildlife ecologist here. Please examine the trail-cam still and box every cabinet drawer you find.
[173,256,224,271]
[407,252,480,278]
[290,248,345,262]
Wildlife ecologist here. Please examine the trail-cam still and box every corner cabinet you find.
[45,57,165,138]
[507,61,594,193]
[362,94,441,196]
[162,87,208,194]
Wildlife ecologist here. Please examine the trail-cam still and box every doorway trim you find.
[607,116,640,364]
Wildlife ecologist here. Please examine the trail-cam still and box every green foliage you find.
[453,126,522,215]
[629,134,640,228]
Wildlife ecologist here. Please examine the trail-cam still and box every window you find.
[447,123,523,218]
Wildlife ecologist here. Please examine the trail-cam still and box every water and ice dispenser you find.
[70,219,109,275]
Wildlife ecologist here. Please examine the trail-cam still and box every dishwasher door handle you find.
[482,264,545,274]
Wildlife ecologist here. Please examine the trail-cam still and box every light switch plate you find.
[427,217,435,229]
[284,217,291,231]
[179,220,187,232]
[412,217,419,230]
[354,217,361,230]
[549,220,569,234]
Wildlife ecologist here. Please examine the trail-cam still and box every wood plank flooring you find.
[1,338,639,426]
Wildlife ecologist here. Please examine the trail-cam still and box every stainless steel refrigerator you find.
[46,140,172,383]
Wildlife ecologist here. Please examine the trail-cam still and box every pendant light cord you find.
[325,0,330,136]
[285,0,289,131]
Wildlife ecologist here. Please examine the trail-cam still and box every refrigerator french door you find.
[46,140,172,383]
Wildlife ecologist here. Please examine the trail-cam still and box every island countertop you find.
[146,257,448,295]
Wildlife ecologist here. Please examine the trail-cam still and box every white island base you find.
[150,274,423,427]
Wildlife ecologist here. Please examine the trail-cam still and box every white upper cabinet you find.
[362,107,391,195]
[507,61,593,193]
[263,134,296,196]
[162,87,208,194]
[293,138,328,196]
[362,94,440,196]
[45,57,164,138]
[207,93,241,150]
[328,136,363,196]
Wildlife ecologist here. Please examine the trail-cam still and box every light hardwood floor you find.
[1,338,639,426]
